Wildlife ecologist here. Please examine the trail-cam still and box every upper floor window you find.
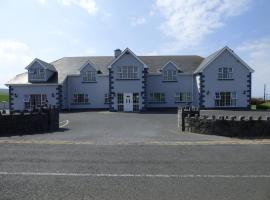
[218,67,233,80]
[149,92,165,103]
[83,71,96,82]
[117,66,138,79]
[29,68,45,80]
[73,94,89,104]
[164,70,177,81]
[175,92,191,103]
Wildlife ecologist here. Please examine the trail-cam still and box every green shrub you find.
[251,98,265,105]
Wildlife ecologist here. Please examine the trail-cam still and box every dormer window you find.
[164,70,177,81]
[218,67,233,80]
[83,71,96,82]
[29,68,45,80]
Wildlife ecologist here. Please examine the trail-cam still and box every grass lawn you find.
[0,93,9,102]
[252,102,270,110]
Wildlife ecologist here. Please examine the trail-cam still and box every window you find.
[164,70,177,81]
[29,68,45,80]
[133,93,140,112]
[149,92,165,103]
[117,66,138,79]
[104,93,110,104]
[218,67,233,80]
[73,94,89,104]
[83,71,96,82]
[175,92,191,103]
[117,93,124,111]
[215,92,237,107]
[24,94,48,110]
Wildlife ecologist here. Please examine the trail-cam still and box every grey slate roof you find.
[194,46,228,74]
[51,55,204,83]
[6,72,58,85]
[7,55,204,85]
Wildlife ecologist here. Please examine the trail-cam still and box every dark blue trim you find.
[199,73,205,108]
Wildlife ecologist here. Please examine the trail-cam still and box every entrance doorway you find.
[124,93,133,112]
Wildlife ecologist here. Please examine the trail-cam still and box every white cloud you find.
[131,17,146,26]
[155,0,251,51]
[0,40,32,87]
[237,37,270,97]
[35,0,48,5]
[60,0,98,15]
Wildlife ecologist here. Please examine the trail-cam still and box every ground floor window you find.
[175,92,191,103]
[133,93,140,112]
[73,94,89,104]
[117,93,124,111]
[149,92,165,103]
[24,94,48,110]
[215,92,237,107]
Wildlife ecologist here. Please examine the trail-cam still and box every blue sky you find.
[0,0,269,97]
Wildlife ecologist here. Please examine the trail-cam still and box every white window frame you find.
[215,92,237,107]
[117,66,138,80]
[218,67,233,80]
[83,71,96,82]
[73,94,89,104]
[29,68,45,80]
[164,70,177,81]
[149,92,165,103]
[24,94,48,110]
[175,92,191,103]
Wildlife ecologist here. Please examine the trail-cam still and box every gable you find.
[195,46,254,74]
[26,58,56,72]
[27,61,44,70]
[80,62,96,73]
[161,61,181,72]
[203,49,251,74]
[108,48,148,69]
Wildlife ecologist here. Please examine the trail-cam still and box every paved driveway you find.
[0,111,231,144]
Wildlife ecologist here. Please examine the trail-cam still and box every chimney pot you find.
[114,49,122,58]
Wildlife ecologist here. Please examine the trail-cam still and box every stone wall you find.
[185,115,270,137]
[0,108,59,135]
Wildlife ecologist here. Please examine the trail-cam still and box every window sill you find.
[217,79,234,81]
[163,80,178,82]
[72,103,91,105]
[116,79,140,81]
[82,81,97,83]
[148,102,166,104]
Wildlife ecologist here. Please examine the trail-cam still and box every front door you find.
[124,93,133,112]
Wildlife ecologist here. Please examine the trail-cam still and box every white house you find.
[6,46,254,112]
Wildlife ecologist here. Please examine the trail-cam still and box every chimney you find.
[114,49,122,58]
